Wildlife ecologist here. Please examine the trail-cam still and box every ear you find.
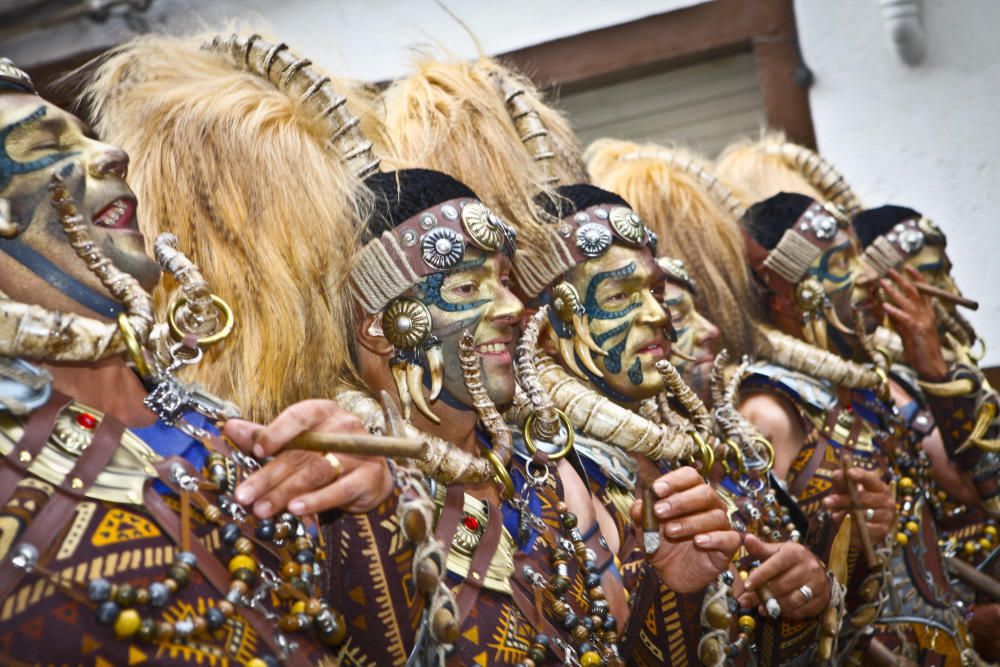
[357,312,393,357]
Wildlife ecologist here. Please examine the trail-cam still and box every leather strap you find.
[434,484,466,561]
[148,457,313,667]
[453,499,503,625]
[0,390,72,510]
[0,237,124,318]
[0,411,123,601]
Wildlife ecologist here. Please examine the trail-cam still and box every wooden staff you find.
[915,283,979,311]
[286,431,425,458]
[946,555,1000,601]
[841,453,880,569]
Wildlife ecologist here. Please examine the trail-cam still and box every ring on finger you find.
[324,453,343,478]
[799,584,813,603]
[865,508,875,521]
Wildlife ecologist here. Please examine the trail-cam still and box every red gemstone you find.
[75,413,97,429]
[462,515,479,531]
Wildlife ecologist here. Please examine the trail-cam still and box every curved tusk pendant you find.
[575,335,605,378]
[407,362,440,424]
[671,349,697,363]
[574,313,606,355]
[390,358,412,421]
[558,335,588,380]
[823,302,854,335]
[425,342,444,402]
[812,317,828,351]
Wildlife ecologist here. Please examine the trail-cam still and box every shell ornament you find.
[421,227,464,270]
[608,206,648,247]
[382,298,432,350]
[576,222,612,257]
[460,201,504,252]
[551,281,584,326]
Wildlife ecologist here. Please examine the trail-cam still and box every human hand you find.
[823,467,895,550]
[630,466,740,593]
[739,535,831,620]
[881,267,948,380]
[224,399,393,518]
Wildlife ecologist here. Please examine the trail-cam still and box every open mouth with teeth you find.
[635,340,667,359]
[91,196,137,230]
[475,340,513,362]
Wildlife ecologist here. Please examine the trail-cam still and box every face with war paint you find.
[408,248,523,408]
[905,243,961,297]
[663,280,720,400]
[0,94,159,301]
[805,228,876,337]
[564,244,672,402]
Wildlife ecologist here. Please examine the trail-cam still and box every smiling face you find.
[564,244,671,402]
[0,94,159,303]
[663,281,720,400]
[409,248,523,407]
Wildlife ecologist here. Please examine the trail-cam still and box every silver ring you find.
[865,508,875,521]
[799,584,814,603]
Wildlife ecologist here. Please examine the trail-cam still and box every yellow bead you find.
[899,477,914,491]
[247,660,269,667]
[739,570,749,580]
[964,541,977,555]
[580,651,602,667]
[291,601,306,615]
[980,538,993,550]
[896,532,909,546]
[738,614,757,632]
[986,525,998,538]
[905,521,919,534]
[113,609,141,638]
[228,555,257,575]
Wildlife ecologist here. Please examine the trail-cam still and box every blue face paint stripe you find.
[583,261,641,320]
[915,261,945,273]
[592,320,630,347]
[415,255,490,313]
[603,339,626,374]
[627,357,643,385]
[0,106,78,191]
[808,241,852,284]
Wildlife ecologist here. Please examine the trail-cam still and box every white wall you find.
[2,0,704,81]
[795,0,1000,365]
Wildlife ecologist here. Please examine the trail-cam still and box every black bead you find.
[263,658,280,667]
[603,614,616,631]
[87,578,112,602]
[561,611,579,630]
[233,568,257,586]
[256,519,276,540]
[221,523,241,545]
[96,600,120,625]
[137,618,157,642]
[295,549,315,565]
[169,565,191,587]
[205,607,226,630]
[561,512,578,529]
[534,633,550,647]
[578,641,595,655]
[585,573,601,589]
[581,615,595,631]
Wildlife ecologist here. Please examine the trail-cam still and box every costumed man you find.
[587,139,858,665]
[854,204,1000,661]
[146,35,736,667]
[0,56,425,666]
[738,189,978,666]
[718,134,1000,660]
[379,55,766,666]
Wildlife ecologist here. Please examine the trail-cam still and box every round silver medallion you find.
[574,211,590,223]
[898,228,925,254]
[421,227,464,269]
[558,222,573,238]
[576,223,612,257]
[810,214,837,240]
[594,208,609,220]
[441,204,459,221]
[419,213,437,230]
[400,229,418,246]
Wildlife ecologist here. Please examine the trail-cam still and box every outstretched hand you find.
[224,399,393,519]
[630,466,740,593]
[822,466,895,550]
[880,267,948,380]
[739,535,830,620]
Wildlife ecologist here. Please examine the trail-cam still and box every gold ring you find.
[117,313,151,378]
[692,432,714,477]
[873,366,891,401]
[753,436,776,474]
[721,439,746,478]
[484,449,515,500]
[324,453,343,478]
[167,293,235,346]
[522,409,575,461]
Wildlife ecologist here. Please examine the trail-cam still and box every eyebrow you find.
[663,295,685,306]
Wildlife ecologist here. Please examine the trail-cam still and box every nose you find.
[488,281,525,327]
[88,145,129,179]
[693,312,720,347]
[635,290,668,328]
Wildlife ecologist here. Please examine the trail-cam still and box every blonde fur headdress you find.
[586,139,760,358]
[380,55,587,293]
[78,33,374,421]
[714,132,863,214]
